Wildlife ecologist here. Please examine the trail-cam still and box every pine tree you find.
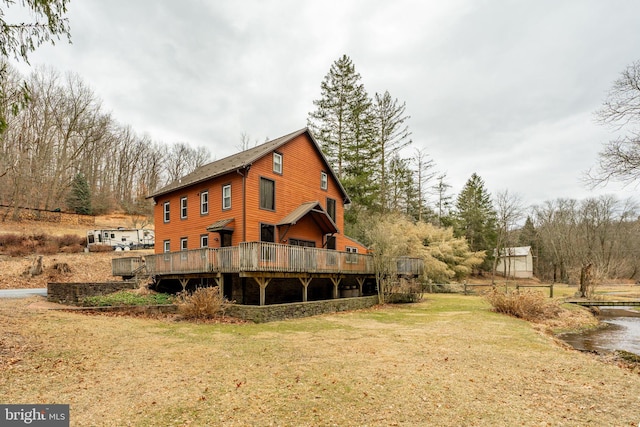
[67,173,92,215]
[454,173,496,269]
[308,54,379,209]
[372,91,412,209]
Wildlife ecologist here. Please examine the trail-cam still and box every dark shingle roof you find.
[149,128,350,203]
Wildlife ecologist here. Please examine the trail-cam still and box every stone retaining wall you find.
[47,281,137,304]
[224,296,379,323]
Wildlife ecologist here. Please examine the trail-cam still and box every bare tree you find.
[589,60,640,186]
[492,190,524,282]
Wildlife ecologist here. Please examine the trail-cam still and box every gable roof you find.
[149,128,350,203]
[277,201,339,235]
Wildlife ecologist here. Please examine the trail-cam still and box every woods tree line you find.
[0,63,211,216]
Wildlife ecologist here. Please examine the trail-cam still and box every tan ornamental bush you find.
[176,286,229,320]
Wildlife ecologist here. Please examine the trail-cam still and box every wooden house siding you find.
[152,130,363,254]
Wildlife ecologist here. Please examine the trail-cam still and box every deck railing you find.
[115,242,423,277]
[111,256,145,276]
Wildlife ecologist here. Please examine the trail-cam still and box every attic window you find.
[273,152,282,174]
[321,171,328,190]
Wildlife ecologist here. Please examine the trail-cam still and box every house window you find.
[260,177,275,210]
[180,237,188,260]
[326,198,336,223]
[200,190,209,215]
[273,152,283,174]
[222,184,231,210]
[163,240,170,253]
[163,201,170,223]
[260,223,275,242]
[321,171,328,190]
[326,235,336,250]
[200,234,209,248]
[289,238,315,247]
[180,196,187,219]
[346,246,358,263]
[260,223,275,261]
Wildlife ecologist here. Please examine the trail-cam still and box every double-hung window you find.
[326,198,336,223]
[273,152,282,174]
[180,197,187,219]
[163,201,170,223]
[260,178,275,210]
[222,184,231,210]
[200,190,209,215]
[321,171,328,190]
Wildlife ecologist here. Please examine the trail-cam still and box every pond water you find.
[559,308,640,355]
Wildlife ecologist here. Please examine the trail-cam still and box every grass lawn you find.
[1,293,639,426]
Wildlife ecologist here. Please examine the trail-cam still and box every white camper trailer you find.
[87,228,155,250]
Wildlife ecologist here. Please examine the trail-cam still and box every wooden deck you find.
[112,242,424,278]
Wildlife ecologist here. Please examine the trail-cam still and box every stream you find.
[559,307,640,355]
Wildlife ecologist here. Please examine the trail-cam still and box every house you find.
[129,128,411,305]
[495,246,533,279]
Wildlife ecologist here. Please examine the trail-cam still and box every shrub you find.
[56,234,85,247]
[485,289,562,321]
[176,286,229,320]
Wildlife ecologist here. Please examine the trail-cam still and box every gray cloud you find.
[16,0,640,207]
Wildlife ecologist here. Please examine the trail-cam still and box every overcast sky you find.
[12,0,640,208]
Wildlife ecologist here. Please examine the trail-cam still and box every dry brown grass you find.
[1,294,639,426]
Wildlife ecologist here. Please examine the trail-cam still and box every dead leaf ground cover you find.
[1,294,639,426]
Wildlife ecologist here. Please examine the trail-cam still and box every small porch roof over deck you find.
[277,201,338,235]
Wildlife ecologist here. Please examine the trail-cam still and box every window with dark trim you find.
[180,196,187,219]
[273,152,283,174]
[260,223,275,261]
[222,184,231,210]
[321,171,328,190]
[289,238,315,247]
[326,197,336,223]
[260,223,275,242]
[260,177,275,210]
[163,201,170,223]
[200,190,209,215]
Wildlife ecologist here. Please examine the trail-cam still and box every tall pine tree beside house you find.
[454,173,497,271]
[308,54,380,211]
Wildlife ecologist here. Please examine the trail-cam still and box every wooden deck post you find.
[253,277,271,306]
[299,277,312,302]
[356,277,365,297]
[179,278,189,292]
[330,277,341,299]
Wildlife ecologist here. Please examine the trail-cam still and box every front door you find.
[220,232,232,247]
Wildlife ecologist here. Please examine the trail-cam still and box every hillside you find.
[0,214,153,290]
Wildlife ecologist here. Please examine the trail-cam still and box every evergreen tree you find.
[308,54,379,210]
[66,173,92,215]
[518,216,537,248]
[372,91,412,209]
[433,173,453,227]
[454,173,496,269]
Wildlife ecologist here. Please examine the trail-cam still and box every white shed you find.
[495,246,533,279]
